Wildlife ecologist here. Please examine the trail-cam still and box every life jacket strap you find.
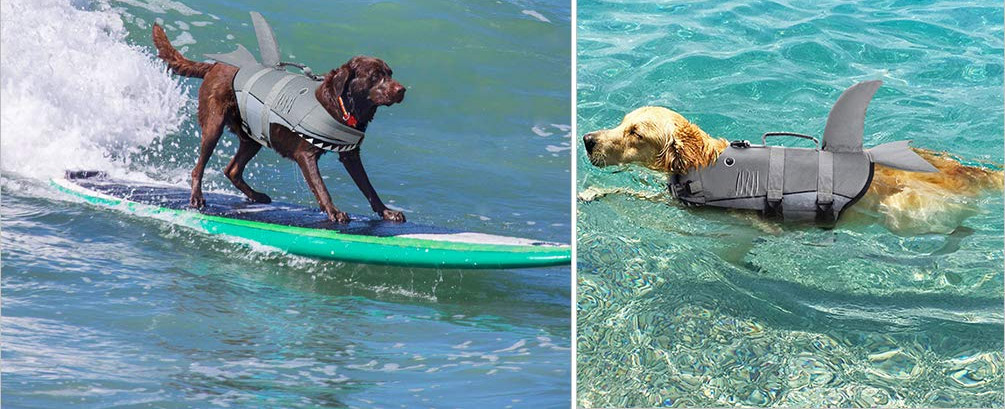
[816,150,835,222]
[765,147,785,217]
[240,67,276,147]
[669,175,704,206]
[260,73,299,144]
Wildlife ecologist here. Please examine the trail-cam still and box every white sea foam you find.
[114,0,201,16]
[521,9,550,23]
[172,30,196,46]
[0,0,190,179]
[531,125,554,136]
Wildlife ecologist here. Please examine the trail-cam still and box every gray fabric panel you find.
[261,74,299,141]
[817,150,834,204]
[767,147,785,201]
[243,95,269,146]
[781,147,817,193]
[867,140,938,172]
[832,152,871,198]
[696,146,769,201]
[250,12,280,67]
[298,106,364,144]
[822,80,881,152]
[247,69,288,99]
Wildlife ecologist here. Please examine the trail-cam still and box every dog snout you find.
[392,83,406,102]
[583,132,598,154]
[378,81,405,105]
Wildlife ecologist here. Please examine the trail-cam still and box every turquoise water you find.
[577,0,1003,407]
[1,0,571,407]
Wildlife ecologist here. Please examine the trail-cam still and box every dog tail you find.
[152,24,213,78]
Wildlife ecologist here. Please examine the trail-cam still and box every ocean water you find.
[1,0,571,407]
[577,0,1003,407]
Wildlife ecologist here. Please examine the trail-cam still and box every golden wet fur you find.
[584,106,1003,233]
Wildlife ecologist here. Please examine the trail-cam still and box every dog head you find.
[582,106,726,174]
[324,56,405,114]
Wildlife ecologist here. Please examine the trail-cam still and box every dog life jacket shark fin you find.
[670,80,937,222]
[203,12,363,152]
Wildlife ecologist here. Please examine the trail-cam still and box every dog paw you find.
[381,209,406,223]
[327,210,351,224]
[190,194,205,208]
[250,192,272,204]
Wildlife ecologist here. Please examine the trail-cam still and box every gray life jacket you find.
[670,80,938,222]
[204,12,363,152]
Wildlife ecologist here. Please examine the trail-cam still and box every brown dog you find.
[583,106,1004,232]
[152,24,406,224]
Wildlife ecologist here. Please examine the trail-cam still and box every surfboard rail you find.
[51,177,570,269]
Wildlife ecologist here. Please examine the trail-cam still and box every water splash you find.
[0,0,190,180]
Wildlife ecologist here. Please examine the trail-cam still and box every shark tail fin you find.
[822,80,882,153]
[867,140,938,173]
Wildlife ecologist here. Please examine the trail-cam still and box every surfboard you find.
[51,173,570,269]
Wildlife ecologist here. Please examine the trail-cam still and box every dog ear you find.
[658,121,713,174]
[654,135,679,173]
[327,63,353,98]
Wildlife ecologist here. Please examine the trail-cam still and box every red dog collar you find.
[336,96,358,127]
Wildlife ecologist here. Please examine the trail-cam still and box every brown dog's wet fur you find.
[583,106,1004,234]
[152,24,406,223]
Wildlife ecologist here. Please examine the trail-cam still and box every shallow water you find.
[576,0,1003,407]
[1,0,571,407]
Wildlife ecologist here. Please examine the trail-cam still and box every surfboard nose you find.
[822,80,882,153]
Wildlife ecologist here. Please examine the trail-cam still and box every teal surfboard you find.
[51,173,570,269]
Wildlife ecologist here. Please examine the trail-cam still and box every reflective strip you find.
[817,150,834,205]
[260,73,298,146]
[767,147,785,201]
[240,67,275,146]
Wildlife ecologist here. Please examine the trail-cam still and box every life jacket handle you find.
[762,132,819,148]
[276,61,323,81]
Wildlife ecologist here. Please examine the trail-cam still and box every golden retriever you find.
[583,106,1003,234]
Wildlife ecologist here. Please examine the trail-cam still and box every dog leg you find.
[224,137,271,203]
[294,153,349,223]
[339,149,404,222]
[190,115,225,208]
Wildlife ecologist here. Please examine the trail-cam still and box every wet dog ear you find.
[654,133,679,173]
[658,121,714,174]
[327,64,353,98]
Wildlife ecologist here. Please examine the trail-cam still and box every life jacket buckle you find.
[764,198,783,218]
[815,201,835,222]
[730,140,751,148]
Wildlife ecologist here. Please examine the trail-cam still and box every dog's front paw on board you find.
[326,209,351,224]
[249,192,272,204]
[190,193,206,209]
[381,209,406,223]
